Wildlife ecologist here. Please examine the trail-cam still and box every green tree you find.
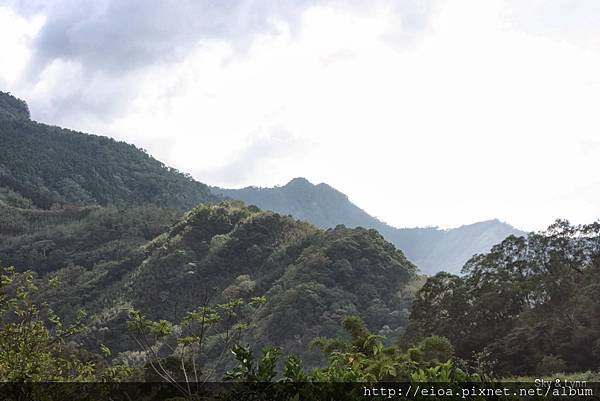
[0,266,131,381]
[407,220,600,376]
[127,295,267,396]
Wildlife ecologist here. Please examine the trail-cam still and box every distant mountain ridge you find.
[213,178,381,230]
[212,178,525,274]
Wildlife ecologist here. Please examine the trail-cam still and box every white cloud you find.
[0,6,44,86]
[2,0,600,231]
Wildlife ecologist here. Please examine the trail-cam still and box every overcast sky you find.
[1,0,599,231]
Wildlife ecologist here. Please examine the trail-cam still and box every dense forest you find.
[0,91,30,121]
[1,92,600,399]
[406,220,600,376]
[0,92,219,210]
[214,179,524,274]
[1,200,418,372]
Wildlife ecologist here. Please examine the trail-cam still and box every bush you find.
[536,355,567,376]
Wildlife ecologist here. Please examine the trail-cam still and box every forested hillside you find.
[1,201,418,372]
[0,202,180,275]
[0,91,29,121]
[406,220,600,376]
[0,92,219,210]
[120,203,416,367]
[0,93,417,374]
[213,179,524,274]
[2,91,599,389]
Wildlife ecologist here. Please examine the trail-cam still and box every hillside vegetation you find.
[0,91,29,121]
[0,201,418,372]
[213,178,524,274]
[406,220,600,376]
[1,92,599,390]
[0,92,219,210]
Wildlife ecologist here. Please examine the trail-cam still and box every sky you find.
[1,0,599,231]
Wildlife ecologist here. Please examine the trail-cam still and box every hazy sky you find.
[1,0,599,231]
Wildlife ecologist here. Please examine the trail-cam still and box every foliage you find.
[113,202,418,370]
[0,266,131,381]
[406,220,600,376]
[224,344,282,382]
[3,91,599,386]
[0,98,220,209]
[0,203,180,275]
[1,198,419,378]
[310,316,468,383]
[127,295,267,381]
[214,178,524,275]
[0,92,29,121]
[536,355,567,376]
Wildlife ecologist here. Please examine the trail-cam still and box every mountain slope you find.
[1,201,418,370]
[213,177,381,230]
[0,91,30,121]
[119,202,417,366]
[0,92,419,371]
[0,91,220,209]
[213,178,526,274]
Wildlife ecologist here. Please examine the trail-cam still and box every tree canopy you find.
[406,220,600,376]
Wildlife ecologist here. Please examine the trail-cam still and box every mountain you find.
[0,91,30,121]
[0,200,419,370]
[1,94,597,383]
[0,93,419,371]
[212,178,526,274]
[0,91,220,210]
[0,89,522,276]
[213,178,382,230]
[115,202,417,368]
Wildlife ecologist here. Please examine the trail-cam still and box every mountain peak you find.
[284,178,345,196]
[461,218,517,230]
[0,91,30,121]
[210,180,525,275]
[285,177,313,187]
